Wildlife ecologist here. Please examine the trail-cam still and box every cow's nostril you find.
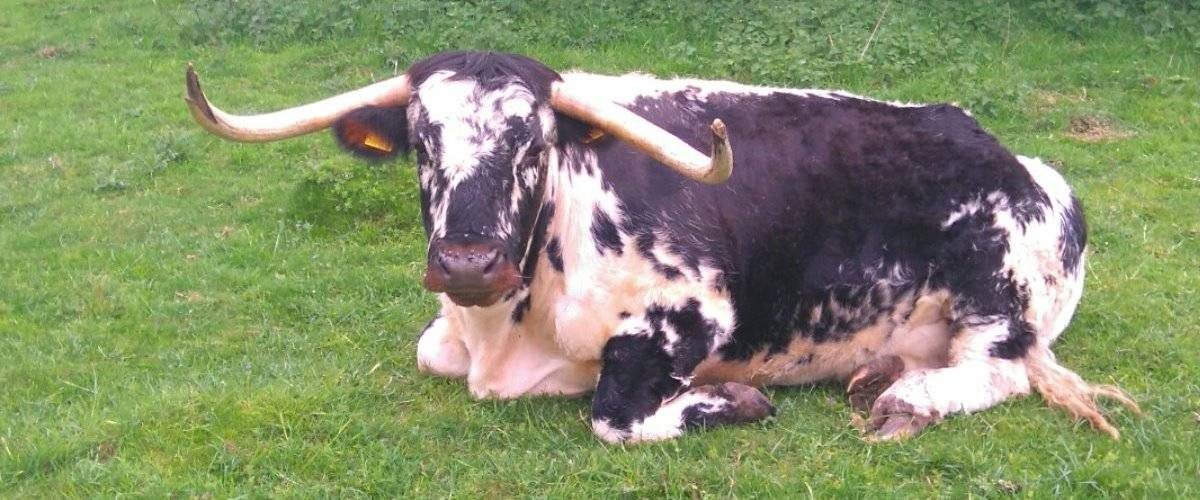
[435,252,452,274]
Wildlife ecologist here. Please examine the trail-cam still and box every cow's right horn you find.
[550,81,733,184]
[185,63,412,142]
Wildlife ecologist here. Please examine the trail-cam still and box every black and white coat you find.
[334,53,1122,443]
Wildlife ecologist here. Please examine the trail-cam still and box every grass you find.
[1,0,1198,496]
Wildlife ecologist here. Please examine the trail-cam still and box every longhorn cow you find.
[185,51,1136,443]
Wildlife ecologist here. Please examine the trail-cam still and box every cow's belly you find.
[693,291,953,387]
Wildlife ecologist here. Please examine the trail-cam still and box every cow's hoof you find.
[867,394,940,441]
[711,382,776,423]
[847,355,905,412]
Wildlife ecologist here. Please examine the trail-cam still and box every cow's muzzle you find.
[423,236,521,307]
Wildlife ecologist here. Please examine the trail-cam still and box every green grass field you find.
[2,0,1198,496]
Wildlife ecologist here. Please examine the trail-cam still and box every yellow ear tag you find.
[361,132,393,153]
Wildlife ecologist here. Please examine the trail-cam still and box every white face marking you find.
[414,71,544,240]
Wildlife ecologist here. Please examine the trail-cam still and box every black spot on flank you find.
[991,320,1037,359]
[618,311,631,319]
[1060,195,1087,274]
[591,208,623,255]
[546,237,564,272]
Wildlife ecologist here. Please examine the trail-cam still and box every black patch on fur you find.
[991,319,1037,359]
[643,299,716,375]
[632,232,684,280]
[591,208,623,255]
[592,335,681,431]
[592,299,720,432]
[546,237,564,272]
[657,265,683,280]
[511,295,532,324]
[1060,195,1087,274]
[680,402,722,428]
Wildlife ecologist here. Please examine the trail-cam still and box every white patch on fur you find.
[416,316,470,378]
[591,418,629,444]
[1013,156,1087,341]
[417,73,488,185]
[431,296,596,400]
[941,191,1002,228]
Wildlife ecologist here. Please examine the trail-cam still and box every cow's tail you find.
[1025,344,1140,439]
[1012,155,1140,439]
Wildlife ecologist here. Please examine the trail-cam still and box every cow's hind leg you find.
[590,301,775,444]
[865,316,1139,440]
[867,318,1032,440]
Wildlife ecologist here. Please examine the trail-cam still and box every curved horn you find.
[185,63,412,142]
[550,81,732,184]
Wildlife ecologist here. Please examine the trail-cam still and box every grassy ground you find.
[2,0,1198,496]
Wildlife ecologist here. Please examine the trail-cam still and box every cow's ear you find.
[332,105,409,160]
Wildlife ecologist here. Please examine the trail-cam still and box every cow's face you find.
[334,71,553,307]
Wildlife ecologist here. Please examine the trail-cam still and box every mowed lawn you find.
[2,0,1198,496]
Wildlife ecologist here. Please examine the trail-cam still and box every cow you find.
[185,51,1138,443]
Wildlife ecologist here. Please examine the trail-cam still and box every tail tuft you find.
[1026,346,1140,439]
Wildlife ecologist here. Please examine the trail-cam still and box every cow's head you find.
[185,51,732,308]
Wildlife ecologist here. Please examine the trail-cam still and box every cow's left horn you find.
[185,63,412,142]
[550,81,733,184]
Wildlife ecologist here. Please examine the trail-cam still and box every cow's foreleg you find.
[867,319,1030,440]
[416,314,469,378]
[589,304,775,444]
